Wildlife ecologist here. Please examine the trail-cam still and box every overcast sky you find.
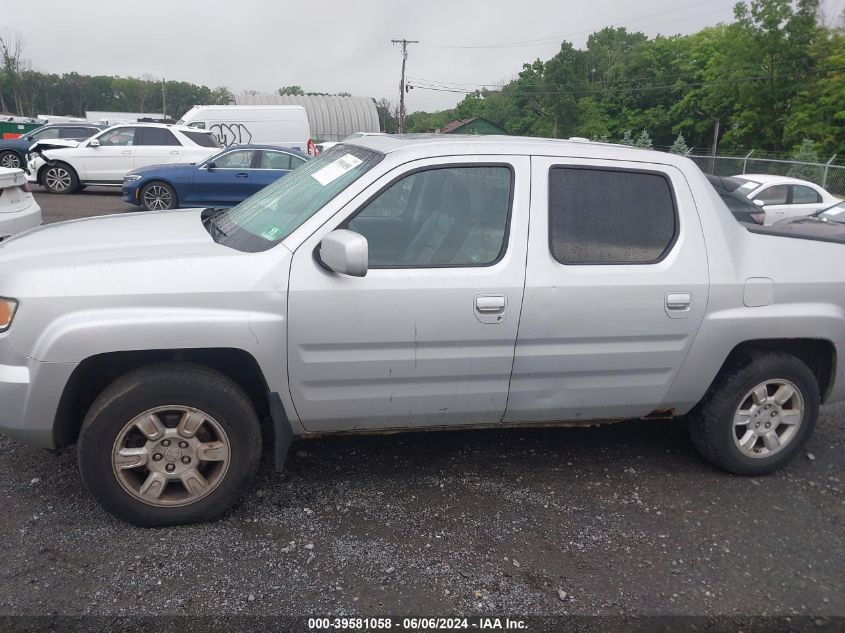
[1,0,841,115]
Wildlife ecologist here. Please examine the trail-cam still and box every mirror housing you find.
[753,199,765,207]
[89,139,100,148]
[204,161,215,170]
[319,230,368,277]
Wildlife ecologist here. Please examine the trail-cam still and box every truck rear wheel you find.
[688,351,819,476]
[78,363,262,526]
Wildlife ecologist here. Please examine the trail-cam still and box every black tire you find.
[140,181,178,211]
[78,362,262,526]
[0,150,22,169]
[41,162,79,194]
[688,351,819,476]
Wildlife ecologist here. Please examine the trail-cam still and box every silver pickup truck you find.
[1,136,842,526]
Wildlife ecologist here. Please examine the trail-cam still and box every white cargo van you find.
[176,105,312,152]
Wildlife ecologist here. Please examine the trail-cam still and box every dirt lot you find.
[1,188,843,621]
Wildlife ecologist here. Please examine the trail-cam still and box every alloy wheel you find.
[45,166,72,192]
[0,152,21,169]
[111,406,231,507]
[732,379,804,458]
[143,185,173,210]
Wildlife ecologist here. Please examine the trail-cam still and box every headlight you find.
[124,175,142,182]
[0,298,18,332]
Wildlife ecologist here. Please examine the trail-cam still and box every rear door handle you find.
[169,150,181,155]
[121,150,131,155]
[236,173,249,178]
[665,292,692,318]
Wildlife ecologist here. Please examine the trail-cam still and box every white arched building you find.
[235,93,380,142]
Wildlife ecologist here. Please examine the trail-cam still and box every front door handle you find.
[121,150,131,155]
[236,173,249,178]
[475,295,506,324]
[476,296,505,312]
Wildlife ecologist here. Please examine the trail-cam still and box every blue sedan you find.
[122,144,309,211]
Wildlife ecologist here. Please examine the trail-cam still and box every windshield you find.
[818,203,845,222]
[212,144,382,252]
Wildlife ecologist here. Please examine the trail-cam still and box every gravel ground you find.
[0,190,843,619]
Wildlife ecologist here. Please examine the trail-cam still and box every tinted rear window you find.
[549,167,677,264]
[183,131,221,148]
[137,127,181,146]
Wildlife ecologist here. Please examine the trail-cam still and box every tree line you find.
[0,32,232,120]
[406,0,844,156]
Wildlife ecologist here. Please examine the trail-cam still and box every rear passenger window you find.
[137,127,181,146]
[347,165,513,268]
[260,151,292,170]
[791,185,821,204]
[549,167,676,264]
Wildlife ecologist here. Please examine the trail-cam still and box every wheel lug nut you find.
[178,441,188,449]
[771,411,777,417]
[165,463,175,473]
[161,439,171,447]
[765,422,771,428]
[181,456,191,464]
[152,453,163,462]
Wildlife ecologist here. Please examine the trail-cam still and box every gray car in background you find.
[0,135,843,526]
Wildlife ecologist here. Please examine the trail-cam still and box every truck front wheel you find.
[688,351,819,476]
[78,363,262,526]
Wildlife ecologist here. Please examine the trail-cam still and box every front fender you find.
[16,306,286,391]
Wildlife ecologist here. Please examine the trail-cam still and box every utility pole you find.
[161,78,167,119]
[391,38,418,133]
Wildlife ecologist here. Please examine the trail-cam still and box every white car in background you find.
[26,123,221,194]
[731,174,840,224]
[0,167,41,241]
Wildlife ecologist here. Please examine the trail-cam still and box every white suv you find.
[26,123,221,194]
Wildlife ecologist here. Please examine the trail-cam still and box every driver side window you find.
[346,165,513,268]
[97,128,136,146]
[214,150,255,169]
[754,185,788,205]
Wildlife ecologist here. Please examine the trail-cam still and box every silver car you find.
[1,135,843,525]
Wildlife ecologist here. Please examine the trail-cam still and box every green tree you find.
[278,85,305,96]
[788,138,824,182]
[620,129,634,146]
[670,133,690,154]
[634,129,653,148]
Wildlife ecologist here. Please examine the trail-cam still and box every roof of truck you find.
[345,134,693,167]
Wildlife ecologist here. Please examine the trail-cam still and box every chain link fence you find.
[685,151,845,197]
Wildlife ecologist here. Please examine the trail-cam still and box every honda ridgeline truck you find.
[0,136,842,525]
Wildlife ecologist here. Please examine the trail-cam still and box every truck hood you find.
[0,209,217,265]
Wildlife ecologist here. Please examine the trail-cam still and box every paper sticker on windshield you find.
[311,154,363,186]
[260,226,282,240]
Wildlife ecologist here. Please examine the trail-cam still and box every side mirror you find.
[89,139,100,148]
[753,199,765,207]
[319,229,368,277]
[205,161,216,170]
